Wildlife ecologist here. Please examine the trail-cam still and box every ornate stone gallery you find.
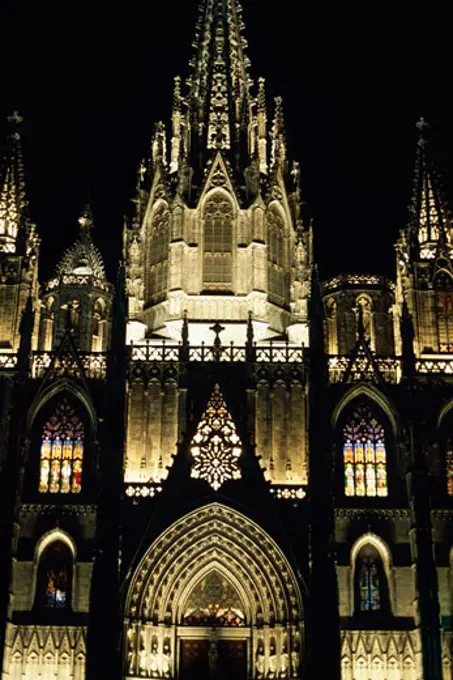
[125,505,303,679]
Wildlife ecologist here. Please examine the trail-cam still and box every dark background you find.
[1,0,451,282]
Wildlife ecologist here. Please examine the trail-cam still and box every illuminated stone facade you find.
[1,2,453,680]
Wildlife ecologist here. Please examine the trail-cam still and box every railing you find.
[328,355,400,384]
[416,358,453,375]
[46,274,111,292]
[323,273,394,293]
[31,352,107,379]
[124,483,163,499]
[0,353,17,369]
[131,342,180,362]
[130,340,304,364]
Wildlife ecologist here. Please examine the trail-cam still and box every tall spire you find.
[408,118,452,260]
[185,0,253,166]
[0,112,27,254]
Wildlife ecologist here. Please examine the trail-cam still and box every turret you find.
[39,207,113,352]
[396,119,453,356]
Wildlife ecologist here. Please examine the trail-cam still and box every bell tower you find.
[124,0,312,348]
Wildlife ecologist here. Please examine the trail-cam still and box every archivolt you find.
[126,503,303,626]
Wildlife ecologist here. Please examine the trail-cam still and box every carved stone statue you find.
[208,629,219,678]
[149,641,159,678]
[127,626,136,675]
[139,630,148,677]
[280,646,290,678]
[162,642,171,678]
[268,641,277,678]
[256,641,265,679]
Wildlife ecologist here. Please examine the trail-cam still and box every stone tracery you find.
[125,504,303,678]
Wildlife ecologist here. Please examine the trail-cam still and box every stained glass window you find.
[39,399,85,494]
[357,545,382,612]
[37,541,72,610]
[343,402,388,498]
[190,384,242,491]
[182,571,246,627]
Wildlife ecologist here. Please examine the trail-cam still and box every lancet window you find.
[267,207,286,301]
[39,398,85,495]
[190,384,242,491]
[355,545,387,613]
[147,203,170,303]
[435,273,453,352]
[36,541,72,610]
[343,401,388,498]
[355,295,373,344]
[203,193,234,290]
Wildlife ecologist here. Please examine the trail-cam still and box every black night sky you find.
[1,0,452,283]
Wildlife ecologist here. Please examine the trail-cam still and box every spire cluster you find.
[0,112,28,253]
[408,118,453,260]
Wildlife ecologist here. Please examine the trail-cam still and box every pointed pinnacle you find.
[416,117,430,147]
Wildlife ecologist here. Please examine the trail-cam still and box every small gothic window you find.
[435,273,453,352]
[267,207,286,301]
[203,194,234,289]
[355,295,372,342]
[39,398,85,494]
[92,299,103,337]
[343,402,388,498]
[355,545,387,613]
[147,203,170,302]
[36,541,72,610]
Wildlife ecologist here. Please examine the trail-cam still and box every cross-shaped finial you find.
[416,117,430,133]
[7,111,23,126]
[416,117,430,147]
[78,205,93,232]
[210,322,225,346]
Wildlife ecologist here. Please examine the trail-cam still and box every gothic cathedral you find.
[0,1,452,679]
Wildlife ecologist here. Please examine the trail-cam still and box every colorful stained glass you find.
[358,549,381,611]
[38,541,71,610]
[39,399,85,495]
[190,384,243,491]
[343,403,388,498]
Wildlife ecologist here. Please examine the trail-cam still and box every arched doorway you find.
[124,504,303,679]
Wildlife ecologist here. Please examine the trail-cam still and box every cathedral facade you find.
[0,1,452,679]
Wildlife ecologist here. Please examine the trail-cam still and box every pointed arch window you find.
[267,207,286,301]
[36,540,72,610]
[435,273,453,352]
[190,384,243,491]
[203,194,234,290]
[147,203,170,303]
[354,544,389,613]
[39,398,85,494]
[343,402,388,498]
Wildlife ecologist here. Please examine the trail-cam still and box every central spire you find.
[188,0,251,155]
